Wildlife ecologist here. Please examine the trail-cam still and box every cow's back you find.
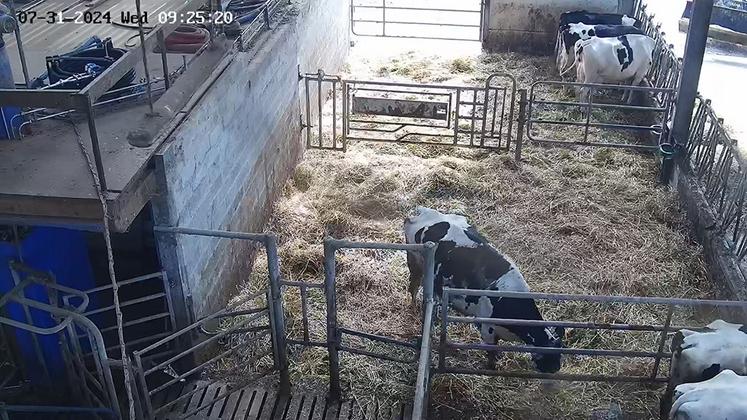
[577,34,655,82]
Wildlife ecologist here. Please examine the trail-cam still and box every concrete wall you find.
[483,0,633,53]
[153,0,349,321]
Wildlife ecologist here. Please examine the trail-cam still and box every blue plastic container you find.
[0,227,96,386]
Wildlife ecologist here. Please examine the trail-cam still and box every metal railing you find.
[350,0,484,42]
[0,263,120,418]
[67,272,177,363]
[301,70,520,153]
[322,238,436,400]
[527,81,674,151]
[685,97,747,260]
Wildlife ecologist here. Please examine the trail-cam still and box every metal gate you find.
[301,70,519,153]
[350,0,485,42]
[526,81,675,151]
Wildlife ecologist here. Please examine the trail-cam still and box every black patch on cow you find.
[465,295,479,305]
[414,227,425,244]
[488,327,494,334]
[558,11,641,29]
[587,28,595,37]
[739,325,747,334]
[616,35,634,71]
[700,363,721,381]
[421,222,450,244]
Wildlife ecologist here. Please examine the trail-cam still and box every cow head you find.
[531,326,565,373]
[568,23,596,40]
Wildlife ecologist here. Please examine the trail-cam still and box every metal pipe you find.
[440,367,669,383]
[339,327,418,349]
[318,69,324,147]
[651,305,675,379]
[153,226,269,242]
[324,239,342,399]
[265,234,290,394]
[445,315,695,332]
[157,30,170,90]
[442,288,747,308]
[338,346,416,364]
[326,238,432,252]
[447,341,669,358]
[134,0,154,113]
[7,0,30,87]
[83,96,108,192]
[672,0,714,146]
[412,300,435,420]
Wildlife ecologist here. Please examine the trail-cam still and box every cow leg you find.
[626,71,647,105]
[406,251,424,313]
[486,350,503,370]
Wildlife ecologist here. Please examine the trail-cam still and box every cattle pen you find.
[214,5,726,420]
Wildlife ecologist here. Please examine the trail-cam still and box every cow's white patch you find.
[621,15,636,26]
[404,206,479,248]
[670,370,747,419]
[489,268,529,292]
[676,321,747,379]
[568,23,596,40]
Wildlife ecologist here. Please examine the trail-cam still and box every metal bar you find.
[144,309,267,376]
[353,5,481,13]
[339,327,418,349]
[133,353,155,420]
[318,70,324,148]
[528,137,658,151]
[469,89,477,146]
[287,339,327,347]
[343,81,348,152]
[440,367,668,383]
[672,0,715,146]
[327,238,432,252]
[152,226,269,242]
[445,315,684,332]
[531,99,668,112]
[439,291,448,371]
[305,75,312,148]
[7,0,30,87]
[7,270,51,386]
[332,80,338,149]
[84,292,166,316]
[83,96,109,192]
[265,234,290,394]
[447,342,668,358]
[82,272,165,294]
[338,346,416,363]
[442,288,747,308]
[157,30,170,90]
[301,284,310,343]
[353,18,480,28]
[412,300,435,420]
[531,80,674,93]
[515,89,526,159]
[324,239,342,399]
[134,0,154,113]
[280,280,324,289]
[82,312,171,337]
[583,90,593,143]
[350,87,452,98]
[150,331,269,396]
[347,33,481,42]
[529,119,663,132]
[651,305,675,379]
[381,0,386,36]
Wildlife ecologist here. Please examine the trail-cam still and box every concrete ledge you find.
[679,18,747,46]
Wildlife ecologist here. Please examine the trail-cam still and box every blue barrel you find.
[0,227,97,386]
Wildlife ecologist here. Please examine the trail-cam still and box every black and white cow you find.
[555,11,641,72]
[557,23,646,76]
[669,370,747,420]
[567,34,655,104]
[403,206,565,373]
[660,320,747,418]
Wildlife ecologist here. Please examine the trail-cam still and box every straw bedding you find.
[225,51,715,419]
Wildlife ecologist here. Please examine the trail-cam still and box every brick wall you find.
[153,0,349,320]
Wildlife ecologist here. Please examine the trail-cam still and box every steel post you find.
[515,89,527,161]
[671,0,715,147]
[265,234,290,395]
[323,239,342,400]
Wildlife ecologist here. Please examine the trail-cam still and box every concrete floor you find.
[646,0,747,148]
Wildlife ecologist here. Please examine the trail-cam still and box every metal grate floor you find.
[155,381,413,420]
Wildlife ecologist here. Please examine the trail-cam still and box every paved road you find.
[646,0,747,146]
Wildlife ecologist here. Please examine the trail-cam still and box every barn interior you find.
[1,0,746,419]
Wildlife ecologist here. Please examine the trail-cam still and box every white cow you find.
[669,369,747,420]
[661,320,747,418]
[563,34,655,104]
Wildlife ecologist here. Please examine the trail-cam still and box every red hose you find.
[153,25,209,54]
